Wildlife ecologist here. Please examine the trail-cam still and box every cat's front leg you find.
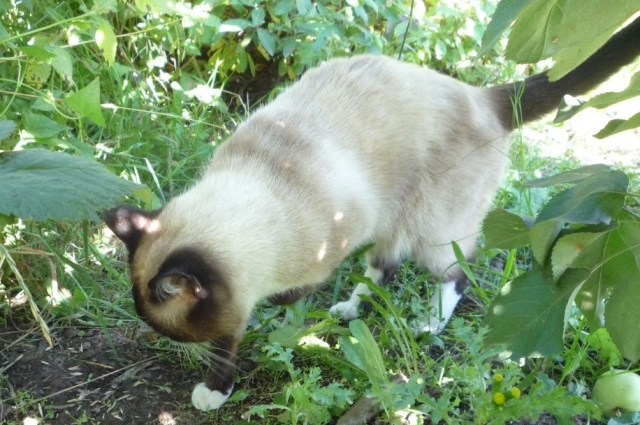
[191,336,239,411]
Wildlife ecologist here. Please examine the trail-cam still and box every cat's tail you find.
[489,15,640,130]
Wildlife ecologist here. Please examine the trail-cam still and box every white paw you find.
[415,317,446,336]
[191,382,231,411]
[330,301,360,320]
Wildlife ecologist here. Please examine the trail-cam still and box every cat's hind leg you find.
[330,256,398,320]
[417,277,468,335]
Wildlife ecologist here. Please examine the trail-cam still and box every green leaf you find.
[546,2,639,80]
[251,7,266,26]
[0,120,16,141]
[95,20,117,66]
[219,19,252,32]
[573,212,640,329]
[92,0,117,13]
[0,149,141,221]
[296,0,313,15]
[22,110,70,138]
[586,328,624,367]
[479,0,534,56]
[555,71,640,123]
[505,0,558,63]
[594,112,640,139]
[606,279,640,362]
[536,171,628,225]
[273,0,295,15]
[65,78,106,127]
[551,231,607,280]
[483,268,588,359]
[348,320,388,389]
[268,325,306,348]
[257,28,276,56]
[525,164,611,188]
[17,45,57,60]
[483,209,532,249]
[49,45,73,84]
[530,220,562,265]
[25,60,51,86]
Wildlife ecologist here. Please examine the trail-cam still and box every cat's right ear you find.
[102,205,161,253]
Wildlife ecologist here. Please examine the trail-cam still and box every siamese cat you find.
[103,16,640,411]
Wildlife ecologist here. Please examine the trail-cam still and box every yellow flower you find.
[510,387,521,399]
[494,374,504,383]
[493,392,506,405]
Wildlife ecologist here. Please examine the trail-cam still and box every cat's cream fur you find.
[104,16,640,411]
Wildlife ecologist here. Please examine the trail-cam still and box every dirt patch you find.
[0,321,245,424]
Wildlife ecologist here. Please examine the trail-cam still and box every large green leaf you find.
[64,78,106,127]
[483,268,588,359]
[551,229,615,280]
[555,71,640,123]
[573,212,640,330]
[530,220,562,265]
[506,0,639,80]
[0,149,141,221]
[482,208,532,250]
[605,280,640,362]
[546,1,640,80]
[0,120,16,141]
[525,164,611,188]
[478,0,535,56]
[504,0,557,63]
[535,171,628,225]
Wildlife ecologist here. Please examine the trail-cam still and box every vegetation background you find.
[1,0,639,424]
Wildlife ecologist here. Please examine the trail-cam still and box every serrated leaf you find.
[268,325,305,348]
[483,268,588,359]
[0,149,141,221]
[0,120,16,141]
[483,208,532,250]
[586,328,624,366]
[551,232,607,279]
[505,0,557,63]
[530,220,562,265]
[65,78,106,127]
[525,164,611,188]
[594,112,640,139]
[257,29,276,56]
[49,45,73,84]
[479,0,534,57]
[536,171,628,225]
[22,110,70,138]
[95,20,117,66]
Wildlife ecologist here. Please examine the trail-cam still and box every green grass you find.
[2,0,639,424]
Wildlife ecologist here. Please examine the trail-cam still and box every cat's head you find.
[103,205,245,343]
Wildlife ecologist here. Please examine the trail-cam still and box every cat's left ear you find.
[102,205,161,253]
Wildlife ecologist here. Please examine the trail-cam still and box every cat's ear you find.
[102,205,161,253]
[150,271,209,303]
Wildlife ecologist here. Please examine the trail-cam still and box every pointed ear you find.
[102,205,161,253]
[150,271,209,303]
